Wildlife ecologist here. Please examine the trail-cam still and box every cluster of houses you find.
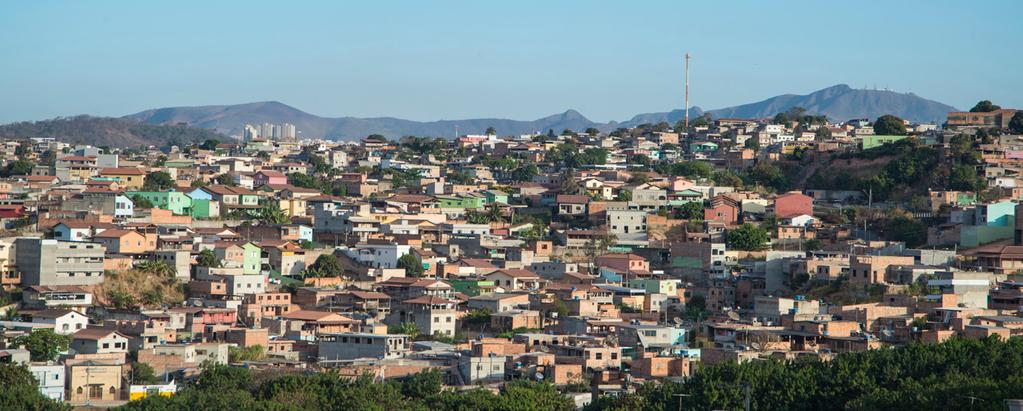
[0,106,1022,406]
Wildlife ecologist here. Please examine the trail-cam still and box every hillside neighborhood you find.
[1,102,1023,409]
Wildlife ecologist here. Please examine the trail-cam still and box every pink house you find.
[254,170,288,187]
[774,192,813,218]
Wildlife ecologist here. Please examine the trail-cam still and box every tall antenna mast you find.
[684,52,691,134]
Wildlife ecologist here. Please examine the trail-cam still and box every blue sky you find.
[1,0,1020,124]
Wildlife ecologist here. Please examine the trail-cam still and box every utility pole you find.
[684,52,691,134]
[743,383,751,411]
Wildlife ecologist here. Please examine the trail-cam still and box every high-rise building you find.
[260,123,274,139]
[243,124,260,140]
[15,238,106,286]
[281,123,297,140]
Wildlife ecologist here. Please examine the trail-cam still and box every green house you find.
[484,190,509,205]
[446,279,496,297]
[127,190,193,216]
[860,135,908,150]
[436,193,487,210]
[241,242,262,274]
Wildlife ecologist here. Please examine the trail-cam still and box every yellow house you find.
[68,361,123,403]
[99,167,147,190]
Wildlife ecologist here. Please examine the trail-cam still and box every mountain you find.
[623,85,957,126]
[618,107,704,129]
[0,115,224,148]
[125,102,603,140]
[706,84,956,123]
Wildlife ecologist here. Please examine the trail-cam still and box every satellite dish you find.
[535,372,544,381]
[673,317,683,326]
[751,342,762,351]
[727,311,741,321]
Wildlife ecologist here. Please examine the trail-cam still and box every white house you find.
[27,309,88,335]
[345,243,412,269]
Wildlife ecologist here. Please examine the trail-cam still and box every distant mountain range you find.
[4,84,957,143]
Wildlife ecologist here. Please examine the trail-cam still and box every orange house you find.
[92,229,156,254]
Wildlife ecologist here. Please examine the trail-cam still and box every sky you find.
[1,0,1021,124]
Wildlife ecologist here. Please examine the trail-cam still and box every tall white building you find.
[281,123,297,140]
[243,124,260,140]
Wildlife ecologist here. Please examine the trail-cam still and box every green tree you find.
[726,223,770,251]
[815,126,832,141]
[389,322,421,339]
[1009,111,1023,134]
[196,249,221,268]
[969,100,1001,112]
[584,127,600,136]
[873,114,907,135]
[305,254,344,277]
[131,362,160,384]
[10,329,70,362]
[674,201,705,220]
[131,194,155,209]
[228,345,267,363]
[256,202,291,225]
[400,368,443,398]
[883,214,928,248]
[143,171,175,190]
[398,253,424,277]
[200,139,221,150]
[485,126,496,135]
[0,159,34,177]
[0,363,67,410]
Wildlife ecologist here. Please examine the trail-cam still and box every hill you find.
[125,102,604,140]
[0,115,224,148]
[624,84,956,125]
[706,84,957,123]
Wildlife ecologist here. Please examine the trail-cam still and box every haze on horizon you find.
[1,0,1020,125]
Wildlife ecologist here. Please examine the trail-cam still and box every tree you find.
[0,363,67,411]
[815,126,832,141]
[485,126,496,136]
[726,223,770,251]
[0,159,34,177]
[675,201,705,220]
[400,368,443,398]
[389,322,421,339]
[131,194,155,209]
[10,329,70,362]
[873,114,907,135]
[615,190,632,201]
[398,253,424,277]
[228,345,267,363]
[305,254,344,277]
[200,139,221,150]
[1009,111,1023,134]
[143,171,175,190]
[584,127,600,136]
[969,100,1001,112]
[131,362,160,384]
[883,214,928,248]
[196,249,221,268]
[256,202,291,225]
[214,173,237,186]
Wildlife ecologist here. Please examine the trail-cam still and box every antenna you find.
[684,52,691,134]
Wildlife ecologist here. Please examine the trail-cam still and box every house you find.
[390,295,457,337]
[15,238,105,287]
[485,269,542,291]
[29,364,65,401]
[467,293,531,313]
[70,328,130,355]
[704,196,739,225]
[318,333,410,362]
[98,167,146,190]
[774,192,813,218]
[253,170,287,187]
[91,229,155,254]
[126,190,193,216]
[24,309,88,335]
[68,361,122,403]
[556,195,590,216]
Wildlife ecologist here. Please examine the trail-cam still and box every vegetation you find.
[0,159,34,177]
[969,100,1001,112]
[10,329,71,362]
[255,202,291,225]
[131,194,155,209]
[117,365,573,411]
[873,114,907,135]
[102,267,185,308]
[1009,111,1023,134]
[196,249,221,268]
[398,253,425,277]
[143,171,175,191]
[726,223,770,251]
[0,363,67,410]
[228,345,267,363]
[304,254,344,277]
[0,115,224,149]
[131,362,160,385]
[588,336,1023,411]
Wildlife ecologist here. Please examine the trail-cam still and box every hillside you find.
[0,115,224,148]
[706,84,957,123]
[126,102,604,140]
